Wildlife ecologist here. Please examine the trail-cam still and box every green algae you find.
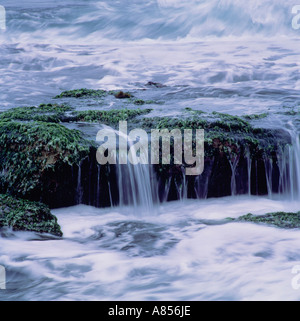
[279,110,299,116]
[237,211,300,229]
[54,88,163,105]
[54,88,115,99]
[0,121,92,198]
[0,103,154,125]
[54,88,133,99]
[73,108,152,124]
[133,99,157,105]
[211,111,251,132]
[137,111,289,162]
[0,194,62,236]
[243,113,269,120]
[184,107,205,115]
[0,98,292,202]
[0,104,74,123]
[141,112,251,134]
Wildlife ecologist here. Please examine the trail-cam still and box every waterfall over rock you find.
[277,124,300,200]
[71,123,300,210]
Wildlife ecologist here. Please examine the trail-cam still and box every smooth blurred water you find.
[0,0,299,113]
[1,0,298,41]
[1,197,300,301]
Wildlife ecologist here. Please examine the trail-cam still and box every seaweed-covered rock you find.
[54,88,114,99]
[0,104,74,123]
[73,108,152,124]
[0,194,62,236]
[0,97,294,207]
[138,112,291,199]
[0,104,153,125]
[54,88,132,99]
[237,211,300,229]
[0,121,94,208]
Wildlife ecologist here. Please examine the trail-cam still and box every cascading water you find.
[95,126,158,214]
[158,122,300,203]
[78,118,300,208]
[228,153,239,196]
[117,158,158,214]
[96,164,101,208]
[246,147,252,196]
[76,160,83,205]
[277,123,300,201]
[264,157,274,198]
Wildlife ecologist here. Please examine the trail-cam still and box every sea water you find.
[0,197,300,301]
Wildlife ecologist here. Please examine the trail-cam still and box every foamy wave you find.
[0,0,298,44]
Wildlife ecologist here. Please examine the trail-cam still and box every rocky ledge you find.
[0,87,298,234]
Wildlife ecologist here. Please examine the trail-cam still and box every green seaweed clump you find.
[0,121,92,198]
[238,211,300,229]
[243,113,269,120]
[54,88,114,98]
[184,107,205,115]
[210,112,252,133]
[280,110,299,116]
[0,194,62,236]
[74,108,152,124]
[139,111,289,159]
[0,104,74,123]
[133,99,157,105]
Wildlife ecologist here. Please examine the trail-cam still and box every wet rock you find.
[0,121,94,208]
[145,81,165,88]
[0,194,62,236]
[114,91,132,99]
[238,211,300,229]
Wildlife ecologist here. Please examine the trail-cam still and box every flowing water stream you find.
[0,197,300,301]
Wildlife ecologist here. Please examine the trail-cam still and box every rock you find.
[54,88,112,98]
[145,81,165,88]
[114,91,132,99]
[237,211,300,229]
[0,102,293,208]
[137,112,292,199]
[0,121,94,208]
[0,194,62,236]
[0,103,74,123]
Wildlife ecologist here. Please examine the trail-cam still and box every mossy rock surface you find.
[54,88,115,98]
[0,121,93,203]
[138,111,290,158]
[0,194,62,236]
[0,104,153,125]
[73,108,152,124]
[54,88,135,99]
[135,111,291,198]
[0,104,74,123]
[238,211,300,229]
[0,95,294,204]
